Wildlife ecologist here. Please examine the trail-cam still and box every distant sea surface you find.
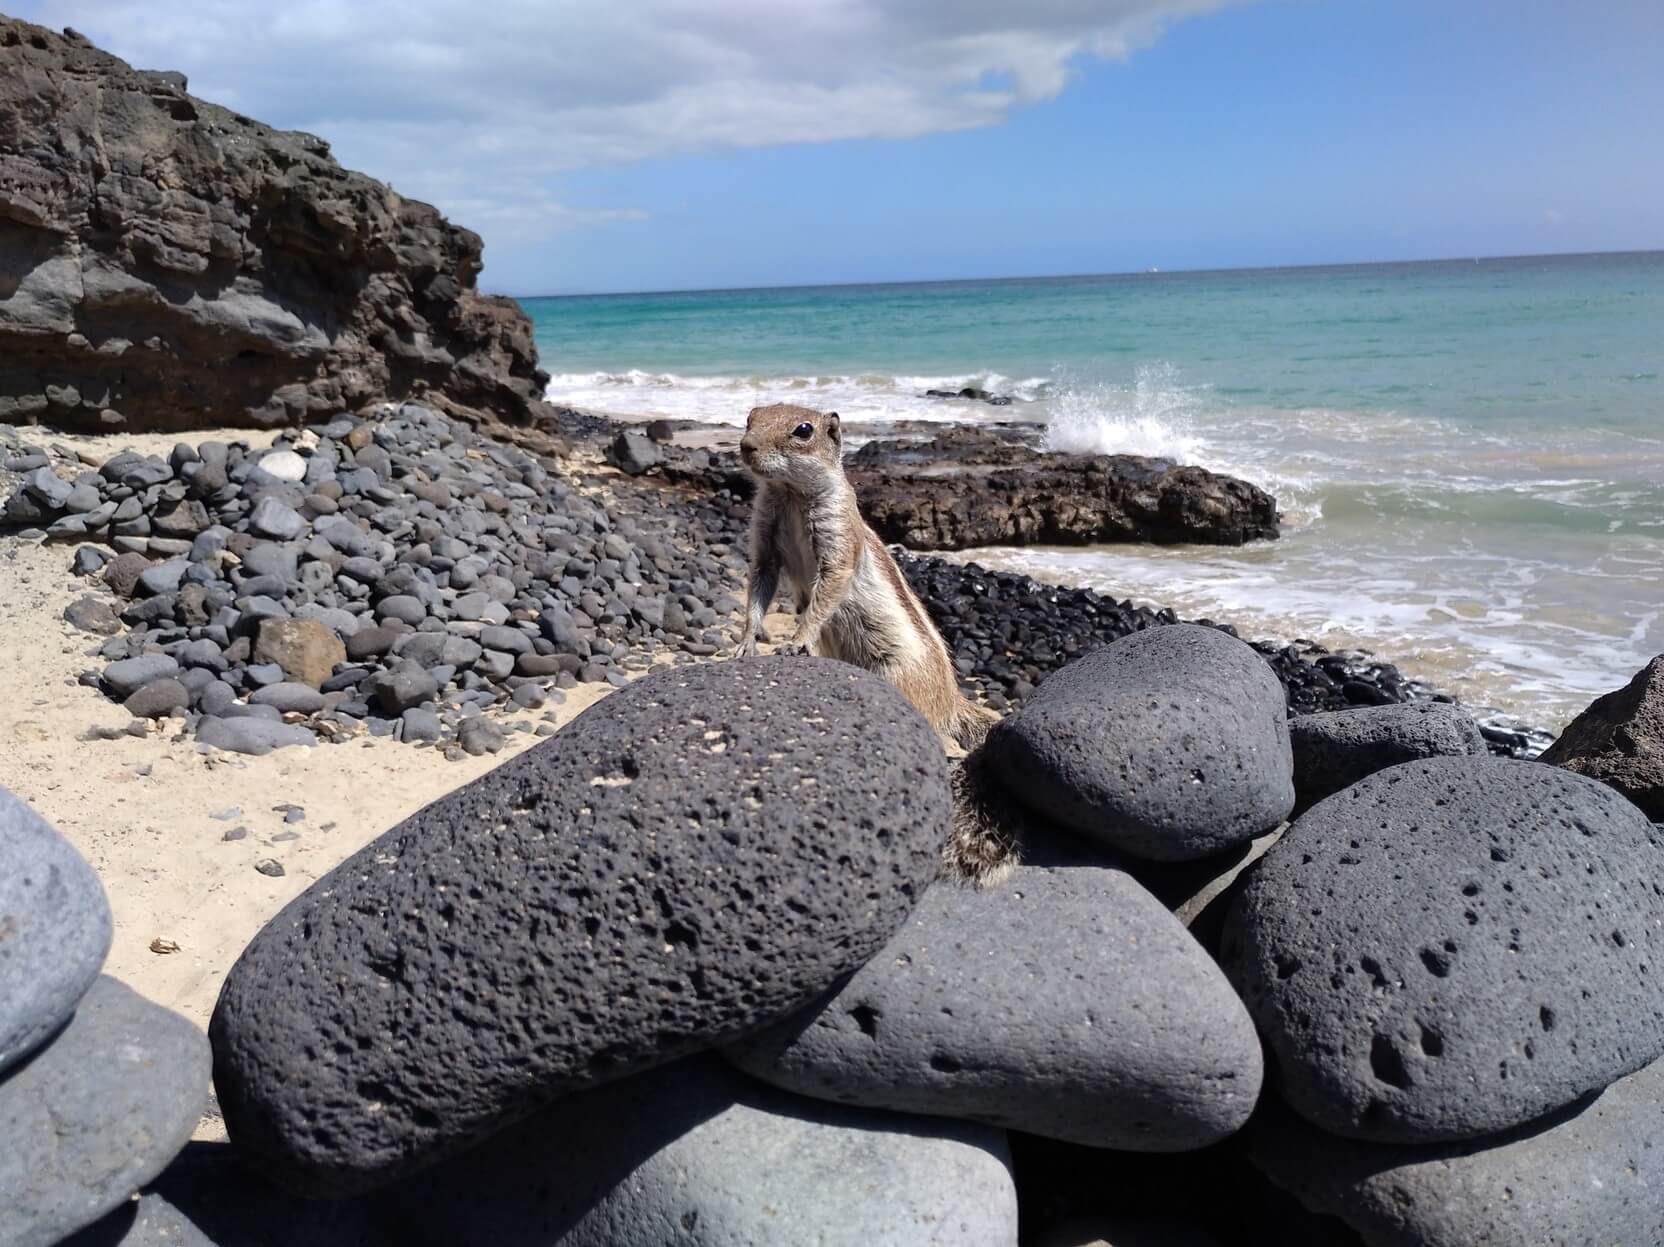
[527,252,1664,731]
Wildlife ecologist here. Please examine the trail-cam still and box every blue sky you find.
[18,0,1664,294]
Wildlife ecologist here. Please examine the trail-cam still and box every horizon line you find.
[490,246,1663,302]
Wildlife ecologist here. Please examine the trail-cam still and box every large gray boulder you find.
[982,624,1293,861]
[728,866,1262,1150]
[209,658,952,1196]
[0,787,112,1075]
[0,977,209,1247]
[1223,756,1664,1143]
[1251,1055,1664,1247]
[376,1056,1018,1247]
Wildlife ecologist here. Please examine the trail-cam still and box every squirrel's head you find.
[739,404,842,486]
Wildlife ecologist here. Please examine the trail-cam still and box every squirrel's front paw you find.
[778,643,812,658]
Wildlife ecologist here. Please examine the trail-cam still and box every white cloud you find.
[38,0,1232,245]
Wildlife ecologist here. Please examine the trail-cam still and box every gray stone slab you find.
[0,977,209,1247]
[376,1056,1016,1247]
[729,866,1262,1150]
[0,787,112,1074]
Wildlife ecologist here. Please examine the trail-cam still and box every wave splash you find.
[543,369,1052,425]
[1040,363,1209,462]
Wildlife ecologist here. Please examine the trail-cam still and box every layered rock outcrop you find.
[845,426,1280,549]
[0,17,548,434]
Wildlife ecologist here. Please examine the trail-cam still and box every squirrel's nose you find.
[739,437,758,458]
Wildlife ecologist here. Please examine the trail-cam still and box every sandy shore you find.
[0,427,620,1047]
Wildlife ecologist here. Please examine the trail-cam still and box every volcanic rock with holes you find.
[1222,755,1664,1143]
[208,657,951,1196]
[373,1055,1018,1247]
[1288,701,1488,810]
[981,623,1295,861]
[726,864,1262,1149]
[1250,1054,1664,1247]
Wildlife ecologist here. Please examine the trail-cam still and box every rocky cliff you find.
[0,17,549,434]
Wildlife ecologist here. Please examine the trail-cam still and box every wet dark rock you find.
[847,426,1279,549]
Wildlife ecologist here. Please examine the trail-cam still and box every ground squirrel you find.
[735,403,1014,882]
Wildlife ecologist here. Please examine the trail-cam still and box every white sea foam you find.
[543,369,1051,425]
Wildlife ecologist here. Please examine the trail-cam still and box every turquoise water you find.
[529,253,1664,729]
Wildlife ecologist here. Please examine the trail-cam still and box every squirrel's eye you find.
[792,422,814,440]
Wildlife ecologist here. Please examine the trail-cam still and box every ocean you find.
[527,252,1664,732]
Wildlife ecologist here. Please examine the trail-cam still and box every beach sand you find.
[0,429,624,1034]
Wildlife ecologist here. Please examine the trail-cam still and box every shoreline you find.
[584,405,1553,748]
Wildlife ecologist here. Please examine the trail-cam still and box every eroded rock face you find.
[845,426,1279,549]
[0,18,547,434]
[1540,655,1664,820]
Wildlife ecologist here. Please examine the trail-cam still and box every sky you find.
[14,0,1664,295]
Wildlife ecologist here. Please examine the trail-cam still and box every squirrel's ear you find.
[826,412,841,444]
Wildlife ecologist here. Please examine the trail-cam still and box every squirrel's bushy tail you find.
[948,698,1001,752]
[942,727,1022,888]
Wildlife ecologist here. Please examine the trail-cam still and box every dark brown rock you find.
[1539,656,1664,819]
[100,551,152,598]
[846,426,1279,549]
[252,619,346,689]
[0,16,550,435]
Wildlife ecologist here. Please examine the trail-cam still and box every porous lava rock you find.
[982,624,1294,861]
[1288,702,1487,809]
[209,657,951,1195]
[1223,756,1664,1143]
